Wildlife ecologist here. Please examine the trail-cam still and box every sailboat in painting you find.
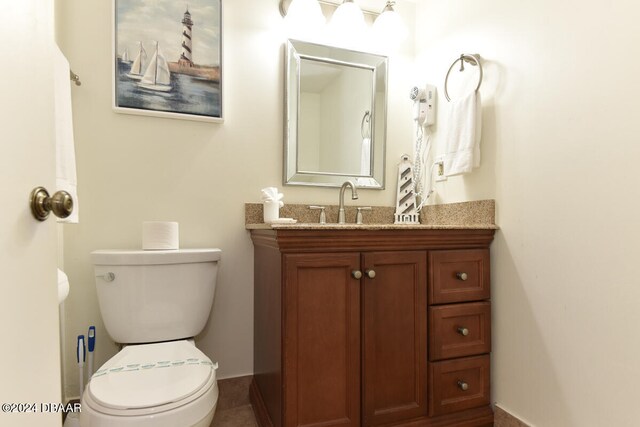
[126,42,147,80]
[121,47,130,63]
[138,41,172,92]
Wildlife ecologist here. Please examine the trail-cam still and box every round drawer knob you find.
[457,380,469,391]
[352,270,363,279]
[456,272,468,281]
[457,327,470,336]
[366,269,376,279]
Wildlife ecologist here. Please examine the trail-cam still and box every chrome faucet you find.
[338,181,359,224]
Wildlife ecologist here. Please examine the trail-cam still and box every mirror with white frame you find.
[284,39,388,188]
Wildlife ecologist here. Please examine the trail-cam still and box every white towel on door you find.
[443,91,482,177]
[53,44,79,223]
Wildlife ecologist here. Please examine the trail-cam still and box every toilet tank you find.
[91,248,221,344]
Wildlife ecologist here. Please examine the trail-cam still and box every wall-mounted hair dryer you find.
[409,85,436,127]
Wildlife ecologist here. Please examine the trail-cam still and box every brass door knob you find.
[456,272,468,281]
[457,380,469,391]
[30,187,74,221]
[457,327,470,336]
[352,270,363,279]
[365,269,376,279]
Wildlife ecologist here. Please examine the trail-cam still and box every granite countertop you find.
[246,223,498,230]
[245,200,498,231]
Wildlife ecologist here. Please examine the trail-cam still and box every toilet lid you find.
[88,341,216,410]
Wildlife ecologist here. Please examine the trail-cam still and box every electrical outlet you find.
[434,158,447,182]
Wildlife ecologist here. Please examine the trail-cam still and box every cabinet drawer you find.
[429,249,490,304]
[429,302,491,361]
[428,355,490,417]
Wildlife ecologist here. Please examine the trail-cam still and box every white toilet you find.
[80,248,222,427]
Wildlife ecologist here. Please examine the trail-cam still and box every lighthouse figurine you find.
[394,154,420,224]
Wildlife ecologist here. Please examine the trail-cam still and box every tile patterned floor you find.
[208,375,529,427]
[211,404,257,427]
[209,375,257,427]
[211,404,530,427]
[211,405,528,427]
[494,405,530,427]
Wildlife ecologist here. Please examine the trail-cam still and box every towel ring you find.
[361,110,371,139]
[444,54,483,102]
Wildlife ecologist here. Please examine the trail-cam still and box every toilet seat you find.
[82,340,218,425]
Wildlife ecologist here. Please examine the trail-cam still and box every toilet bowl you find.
[80,340,218,427]
[81,249,222,427]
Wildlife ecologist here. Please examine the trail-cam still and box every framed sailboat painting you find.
[113,0,223,122]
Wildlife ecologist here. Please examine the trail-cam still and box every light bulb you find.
[284,0,325,40]
[328,0,366,47]
[373,1,408,49]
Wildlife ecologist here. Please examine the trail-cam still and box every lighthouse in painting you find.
[179,8,194,67]
[167,7,220,82]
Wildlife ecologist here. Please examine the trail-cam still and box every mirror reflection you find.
[284,39,388,188]
[298,59,373,176]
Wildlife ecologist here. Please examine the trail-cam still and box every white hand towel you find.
[443,91,482,177]
[53,44,79,223]
[360,137,371,175]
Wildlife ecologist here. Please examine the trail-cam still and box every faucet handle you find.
[309,206,326,224]
[356,207,372,225]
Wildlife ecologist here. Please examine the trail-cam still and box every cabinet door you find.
[362,251,428,426]
[284,253,361,427]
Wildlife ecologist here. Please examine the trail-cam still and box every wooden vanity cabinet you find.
[250,228,495,427]
[281,250,426,427]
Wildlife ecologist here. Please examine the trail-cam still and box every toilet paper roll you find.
[57,268,70,304]
[142,221,179,250]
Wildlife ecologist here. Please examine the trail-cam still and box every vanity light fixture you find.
[279,0,407,47]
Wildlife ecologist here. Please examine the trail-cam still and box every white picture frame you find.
[112,0,223,123]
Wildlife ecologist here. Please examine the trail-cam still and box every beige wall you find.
[56,0,415,399]
[416,0,640,425]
